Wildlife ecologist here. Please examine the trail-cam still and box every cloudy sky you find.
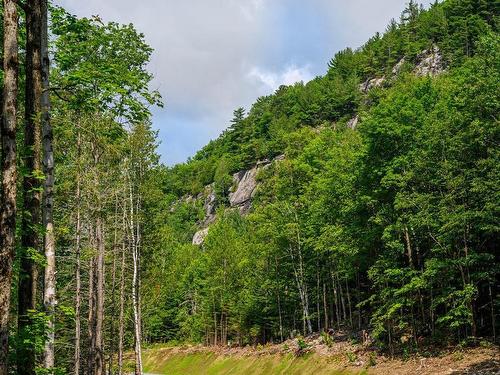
[56,0,410,165]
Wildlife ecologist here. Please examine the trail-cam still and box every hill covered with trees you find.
[0,0,498,374]
[141,0,499,355]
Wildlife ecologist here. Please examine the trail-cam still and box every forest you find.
[0,0,498,374]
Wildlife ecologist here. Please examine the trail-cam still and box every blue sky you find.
[56,0,412,165]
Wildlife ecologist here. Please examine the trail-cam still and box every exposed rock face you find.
[192,227,209,245]
[359,76,385,93]
[414,46,445,77]
[229,167,259,213]
[359,47,445,95]
[392,57,406,75]
[347,115,359,130]
[202,184,217,226]
[191,154,285,245]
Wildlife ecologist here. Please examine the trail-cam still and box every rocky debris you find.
[192,227,209,245]
[347,115,359,130]
[202,184,217,226]
[414,45,445,77]
[273,154,285,162]
[392,56,406,75]
[358,47,445,95]
[359,76,385,93]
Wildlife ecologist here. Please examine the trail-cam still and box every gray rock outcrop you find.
[202,184,217,226]
[191,154,285,245]
[229,167,259,213]
[359,76,386,93]
[414,46,445,77]
[192,227,209,245]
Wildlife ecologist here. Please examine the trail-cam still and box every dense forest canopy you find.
[0,0,498,374]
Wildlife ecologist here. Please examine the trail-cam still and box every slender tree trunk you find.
[338,275,346,321]
[88,224,97,375]
[117,199,127,375]
[322,283,328,330]
[331,272,340,330]
[274,256,283,342]
[41,0,56,369]
[95,217,105,375]
[404,226,413,268]
[0,1,18,373]
[74,129,82,375]
[316,266,321,332]
[345,279,353,328]
[489,283,496,342]
[289,210,312,335]
[18,1,43,373]
[108,202,118,374]
[129,180,142,374]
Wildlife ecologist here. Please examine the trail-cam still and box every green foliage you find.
[14,1,495,371]
[141,0,499,354]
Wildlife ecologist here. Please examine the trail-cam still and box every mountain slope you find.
[140,0,500,352]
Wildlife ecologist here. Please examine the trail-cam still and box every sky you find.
[56,0,410,165]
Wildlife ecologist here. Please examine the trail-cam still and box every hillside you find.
[139,0,499,356]
[1,0,498,374]
[136,340,499,375]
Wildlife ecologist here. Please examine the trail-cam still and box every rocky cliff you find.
[191,154,284,245]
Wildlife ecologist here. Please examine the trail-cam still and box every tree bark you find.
[18,1,43,373]
[108,202,118,374]
[94,216,105,375]
[88,238,96,374]
[322,282,328,330]
[117,199,127,375]
[74,129,82,375]
[129,179,143,374]
[0,1,19,373]
[41,0,56,369]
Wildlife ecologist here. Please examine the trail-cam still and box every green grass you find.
[141,348,362,375]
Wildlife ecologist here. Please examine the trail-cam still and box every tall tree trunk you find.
[117,200,127,375]
[41,0,56,369]
[274,256,283,342]
[0,1,18,373]
[18,1,43,373]
[322,282,328,331]
[289,209,312,335]
[108,202,118,374]
[345,279,353,328]
[129,181,143,374]
[88,244,96,374]
[331,272,340,330]
[94,217,105,375]
[316,266,321,332]
[74,129,82,375]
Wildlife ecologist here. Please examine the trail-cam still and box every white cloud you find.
[54,0,407,164]
[248,65,313,92]
[235,0,266,21]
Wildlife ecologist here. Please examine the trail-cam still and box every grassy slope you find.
[142,348,358,375]
[137,344,499,375]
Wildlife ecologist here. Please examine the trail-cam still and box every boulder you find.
[192,227,209,245]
